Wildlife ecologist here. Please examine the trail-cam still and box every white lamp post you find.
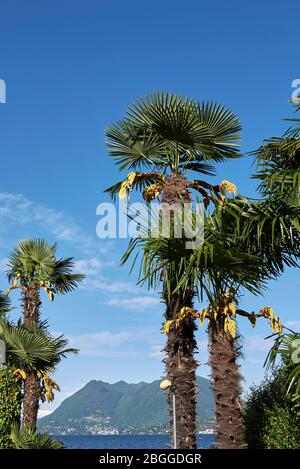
[160,379,177,449]
[0,339,6,366]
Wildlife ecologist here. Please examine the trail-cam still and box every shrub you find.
[244,365,300,449]
[0,367,22,448]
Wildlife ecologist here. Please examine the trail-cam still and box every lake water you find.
[58,434,215,449]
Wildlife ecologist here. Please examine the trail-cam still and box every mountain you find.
[38,377,214,435]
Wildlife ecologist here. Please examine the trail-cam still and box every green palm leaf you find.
[10,424,63,449]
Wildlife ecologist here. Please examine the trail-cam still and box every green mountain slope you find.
[38,377,214,434]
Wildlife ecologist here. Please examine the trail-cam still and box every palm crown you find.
[254,103,300,202]
[105,93,241,203]
[7,239,85,301]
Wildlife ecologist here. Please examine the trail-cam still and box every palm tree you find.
[0,317,77,430]
[195,198,293,448]
[5,238,84,430]
[123,206,270,448]
[124,192,289,448]
[265,330,300,415]
[105,92,241,448]
[6,239,85,325]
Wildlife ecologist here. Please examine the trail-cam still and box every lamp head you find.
[160,379,172,390]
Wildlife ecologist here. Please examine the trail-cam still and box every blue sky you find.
[0,0,300,416]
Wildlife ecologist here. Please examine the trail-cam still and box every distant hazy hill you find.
[38,377,214,435]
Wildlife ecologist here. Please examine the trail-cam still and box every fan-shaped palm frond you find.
[7,238,85,298]
[10,424,63,449]
[105,92,241,176]
[0,319,77,371]
[52,257,85,294]
[8,239,56,284]
[253,103,300,202]
[212,196,300,274]
[121,208,266,304]
[265,331,300,413]
[0,291,11,317]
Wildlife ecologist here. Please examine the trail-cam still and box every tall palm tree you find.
[196,197,294,448]
[123,207,269,448]
[105,92,241,448]
[0,317,77,430]
[124,193,289,448]
[5,239,84,430]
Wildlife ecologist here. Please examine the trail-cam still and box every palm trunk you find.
[22,285,41,326]
[22,372,40,431]
[164,293,198,449]
[162,175,198,449]
[21,284,41,430]
[208,319,246,449]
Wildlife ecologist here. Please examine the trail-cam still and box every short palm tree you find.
[0,317,77,430]
[7,239,85,325]
[106,92,241,449]
[5,238,84,430]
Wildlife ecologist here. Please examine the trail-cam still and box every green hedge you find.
[0,368,22,448]
[244,365,300,449]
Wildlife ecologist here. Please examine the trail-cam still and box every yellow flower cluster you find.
[162,302,283,340]
[6,276,55,302]
[12,369,27,380]
[198,303,237,338]
[219,179,237,196]
[258,307,283,335]
[119,172,137,200]
[162,306,195,334]
[142,183,162,202]
[37,371,61,403]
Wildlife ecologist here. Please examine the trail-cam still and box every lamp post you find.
[0,339,6,366]
[160,379,177,449]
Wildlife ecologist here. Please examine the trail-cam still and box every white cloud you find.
[149,344,164,359]
[105,295,161,310]
[82,279,139,294]
[286,320,300,330]
[68,331,136,357]
[74,258,104,276]
[38,409,53,418]
[0,258,9,274]
[245,334,274,352]
[0,192,108,255]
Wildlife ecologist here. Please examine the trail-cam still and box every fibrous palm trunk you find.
[22,285,41,326]
[164,293,198,449]
[21,285,41,431]
[22,372,40,431]
[208,319,246,449]
[162,175,198,449]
